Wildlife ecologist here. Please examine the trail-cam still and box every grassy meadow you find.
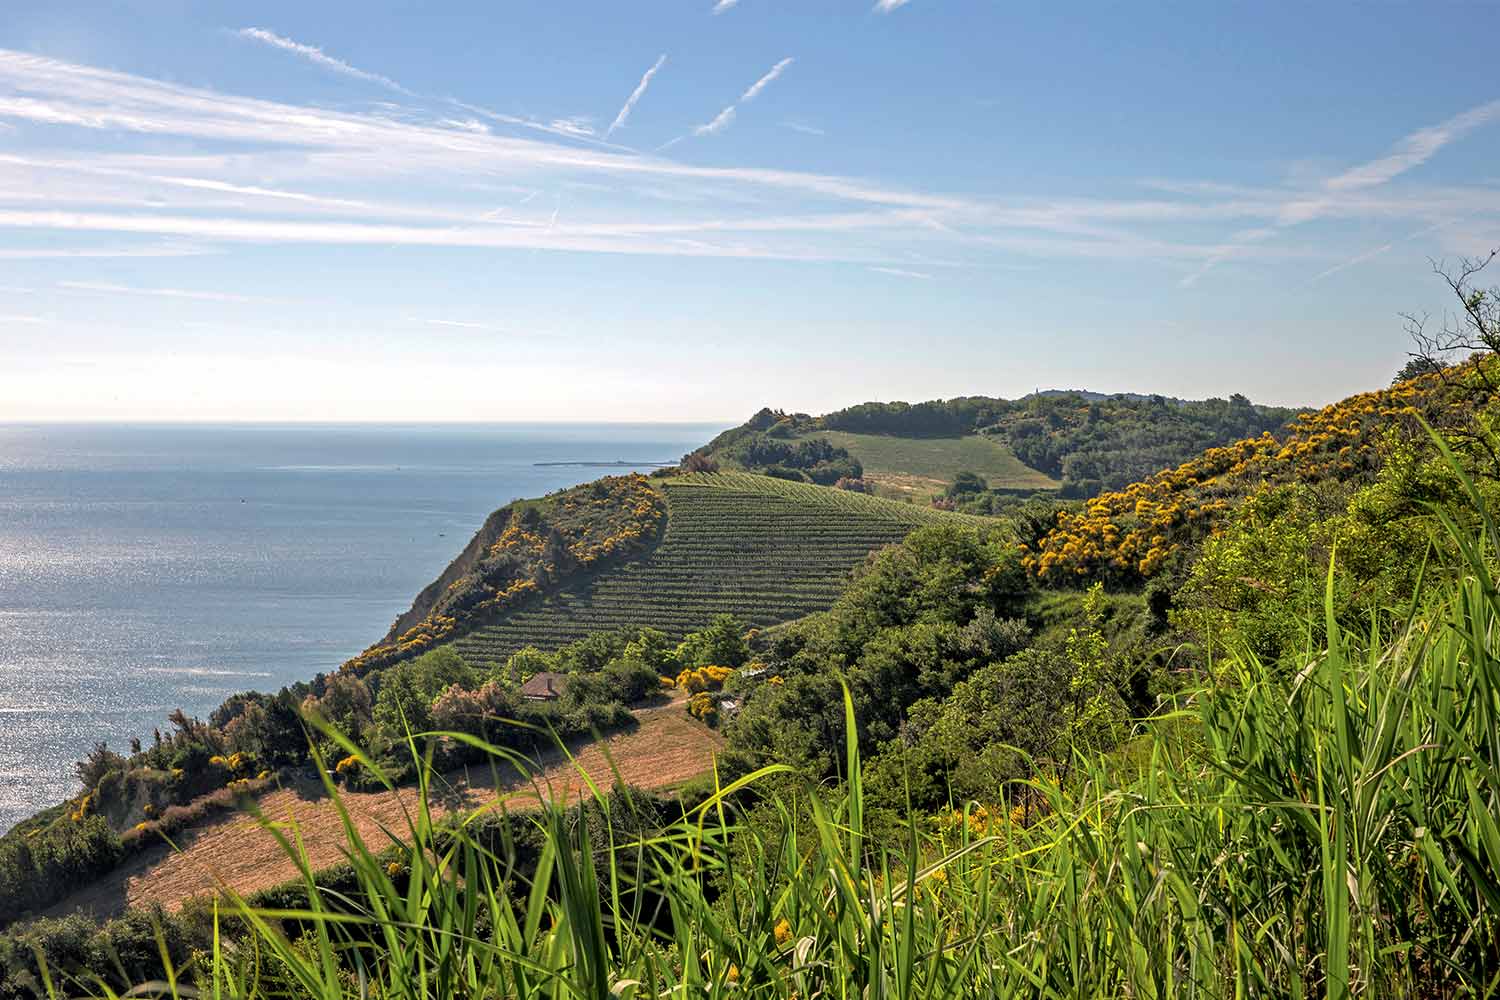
[799,430,1058,498]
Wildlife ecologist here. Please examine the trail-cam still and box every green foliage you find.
[864,646,1074,810]
[722,522,1031,780]
[370,647,480,739]
[1175,444,1500,663]
[0,906,202,1000]
[502,645,556,683]
[945,470,987,496]
[692,410,863,484]
[0,816,123,921]
[349,474,666,674]
[620,627,676,673]
[674,613,751,669]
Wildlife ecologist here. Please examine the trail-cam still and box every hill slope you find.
[451,472,988,666]
[1024,367,1478,584]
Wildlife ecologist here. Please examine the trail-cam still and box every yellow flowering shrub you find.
[934,802,1035,840]
[675,665,735,693]
[687,691,719,723]
[1024,369,1466,582]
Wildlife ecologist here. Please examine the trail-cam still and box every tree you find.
[372,647,479,739]
[1393,355,1444,385]
[1401,250,1500,476]
[675,614,751,668]
[621,627,678,674]
[504,646,557,684]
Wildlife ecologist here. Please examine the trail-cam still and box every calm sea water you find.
[0,422,724,833]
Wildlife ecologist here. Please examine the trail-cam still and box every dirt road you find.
[43,699,719,921]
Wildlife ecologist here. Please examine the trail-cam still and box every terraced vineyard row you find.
[451,473,991,666]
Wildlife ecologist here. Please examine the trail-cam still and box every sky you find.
[0,1,1498,422]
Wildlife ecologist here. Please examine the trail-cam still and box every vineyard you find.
[451,472,988,666]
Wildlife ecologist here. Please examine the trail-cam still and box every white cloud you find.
[549,117,596,138]
[869,266,931,279]
[874,0,912,11]
[0,48,1494,277]
[0,313,46,323]
[0,243,216,259]
[1326,99,1500,193]
[694,105,736,136]
[712,0,740,12]
[0,50,956,213]
[57,280,269,303]
[1181,95,1500,284]
[740,57,793,102]
[236,28,415,95]
[1311,242,1393,282]
[415,317,497,330]
[1311,219,1457,282]
[437,118,489,134]
[782,120,825,136]
[606,54,667,138]
[690,57,793,138]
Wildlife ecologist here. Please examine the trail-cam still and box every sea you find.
[0,422,726,834]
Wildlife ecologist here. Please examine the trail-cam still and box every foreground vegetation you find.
[7,456,1499,995]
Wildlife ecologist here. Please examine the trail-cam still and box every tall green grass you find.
[62,452,1500,998]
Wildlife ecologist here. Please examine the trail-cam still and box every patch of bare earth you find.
[43,698,719,922]
[865,472,948,500]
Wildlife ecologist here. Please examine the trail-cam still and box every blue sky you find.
[0,1,1497,421]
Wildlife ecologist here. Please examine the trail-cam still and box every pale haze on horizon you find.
[1,1,1498,423]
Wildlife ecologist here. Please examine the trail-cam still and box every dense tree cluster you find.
[692,410,862,484]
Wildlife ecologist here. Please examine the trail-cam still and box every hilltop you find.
[693,390,1298,501]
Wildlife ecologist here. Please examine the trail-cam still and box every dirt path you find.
[44,699,720,921]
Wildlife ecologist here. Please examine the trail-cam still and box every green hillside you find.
[801,430,1057,498]
[450,472,986,666]
[696,392,1299,499]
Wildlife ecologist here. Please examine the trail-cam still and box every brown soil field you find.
[44,697,719,922]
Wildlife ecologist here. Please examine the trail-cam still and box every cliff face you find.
[381,505,516,643]
[348,475,669,675]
